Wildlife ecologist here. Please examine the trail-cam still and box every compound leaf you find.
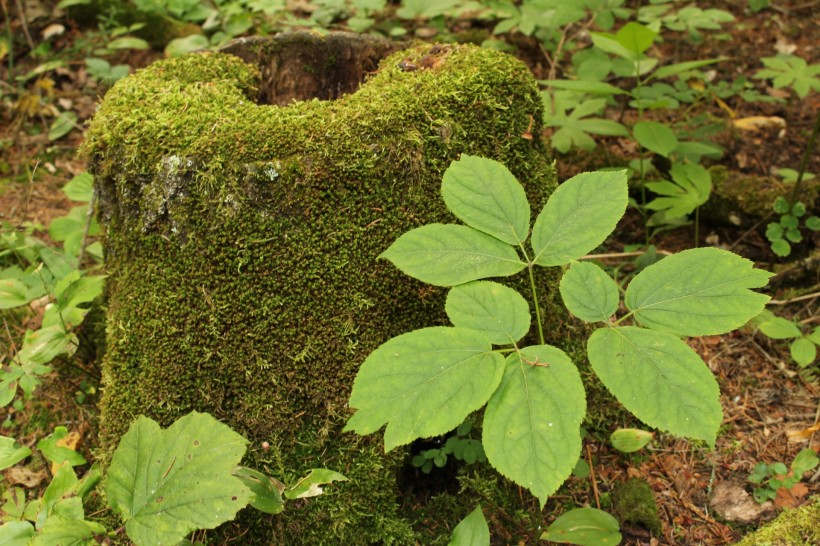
[540,507,622,546]
[483,345,586,506]
[441,155,531,246]
[559,261,620,323]
[645,162,711,219]
[625,247,772,336]
[106,412,252,546]
[531,171,628,266]
[588,327,722,445]
[345,327,505,451]
[448,506,490,546]
[381,224,525,287]
[446,281,530,345]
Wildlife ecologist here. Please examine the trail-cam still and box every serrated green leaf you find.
[645,162,711,219]
[31,515,106,546]
[790,338,816,367]
[541,507,621,546]
[483,346,585,506]
[0,521,35,546]
[284,469,347,499]
[441,156,531,246]
[445,281,530,345]
[772,196,790,214]
[633,121,678,157]
[0,437,32,470]
[758,317,802,339]
[381,224,525,287]
[105,412,252,546]
[588,327,722,445]
[63,173,94,203]
[48,112,77,142]
[625,247,771,336]
[559,261,620,323]
[610,428,654,453]
[232,467,285,515]
[448,506,490,546]
[345,327,505,451]
[531,171,628,266]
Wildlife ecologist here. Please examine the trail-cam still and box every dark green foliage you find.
[611,477,661,535]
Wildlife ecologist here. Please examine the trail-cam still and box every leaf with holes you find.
[345,327,505,451]
[483,345,585,506]
[588,327,722,445]
[106,412,252,546]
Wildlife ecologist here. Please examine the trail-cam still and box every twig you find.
[586,443,600,510]
[581,249,673,260]
[767,291,820,306]
[12,0,34,51]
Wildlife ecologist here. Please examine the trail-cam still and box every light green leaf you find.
[483,345,586,506]
[758,317,802,339]
[540,80,625,95]
[625,247,772,336]
[345,327,505,451]
[0,521,35,546]
[0,279,29,309]
[445,281,530,345]
[232,467,285,515]
[62,173,94,203]
[645,162,711,219]
[588,327,722,445]
[48,112,77,142]
[615,22,657,56]
[441,155,531,246]
[633,121,678,157]
[105,412,252,546]
[807,327,820,345]
[610,428,654,453]
[48,206,100,257]
[650,59,723,81]
[16,326,75,366]
[107,37,150,50]
[284,469,348,499]
[559,262,619,323]
[448,506,490,546]
[37,427,87,468]
[381,224,526,287]
[531,170,628,266]
[790,338,816,367]
[540,507,622,546]
[31,516,106,546]
[0,436,32,470]
[164,34,209,57]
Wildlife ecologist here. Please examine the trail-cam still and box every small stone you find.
[709,481,775,524]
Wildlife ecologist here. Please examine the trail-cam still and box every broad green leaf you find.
[588,327,722,445]
[0,437,31,470]
[0,279,29,309]
[445,281,530,345]
[37,427,86,468]
[105,412,252,546]
[791,448,819,474]
[345,327,505,451]
[164,34,209,57]
[284,469,348,499]
[0,379,19,407]
[48,111,77,142]
[448,506,490,546]
[441,155,531,246]
[381,224,525,287]
[62,173,94,202]
[633,121,678,157]
[540,80,625,95]
[0,521,35,546]
[625,247,772,336]
[38,464,80,528]
[758,317,802,339]
[531,171,628,266]
[107,37,150,50]
[232,467,285,515]
[540,507,622,546]
[615,22,657,56]
[16,326,75,366]
[49,206,100,257]
[31,516,106,546]
[808,327,820,345]
[790,338,816,367]
[610,428,654,453]
[483,345,585,506]
[650,59,723,81]
[559,262,619,323]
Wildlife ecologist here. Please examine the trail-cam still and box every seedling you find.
[748,448,819,503]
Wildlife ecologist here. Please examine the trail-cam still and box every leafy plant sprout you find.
[345,155,771,517]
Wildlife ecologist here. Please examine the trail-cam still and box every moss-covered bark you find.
[733,498,820,546]
[82,32,569,543]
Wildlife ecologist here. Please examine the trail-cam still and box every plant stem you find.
[788,110,820,206]
[528,264,546,345]
[694,205,700,247]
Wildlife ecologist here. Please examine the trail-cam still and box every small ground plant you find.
[345,155,771,541]
[748,448,819,504]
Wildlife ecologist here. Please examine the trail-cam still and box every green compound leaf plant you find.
[345,155,771,513]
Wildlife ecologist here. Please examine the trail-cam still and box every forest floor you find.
[1,1,818,545]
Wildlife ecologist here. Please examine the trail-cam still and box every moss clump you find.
[612,477,662,535]
[733,498,820,546]
[82,33,569,543]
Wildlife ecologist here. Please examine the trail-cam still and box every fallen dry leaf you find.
[774,482,809,509]
[3,466,47,488]
[786,423,820,442]
[732,116,786,132]
[51,430,82,475]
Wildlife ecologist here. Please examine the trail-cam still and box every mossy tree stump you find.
[83,31,564,543]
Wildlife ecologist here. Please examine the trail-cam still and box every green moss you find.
[733,498,820,546]
[612,478,661,535]
[83,35,570,543]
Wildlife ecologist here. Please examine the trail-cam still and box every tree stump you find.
[83,31,562,543]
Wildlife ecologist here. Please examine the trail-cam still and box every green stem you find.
[613,310,635,326]
[528,263,546,345]
[788,110,820,206]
